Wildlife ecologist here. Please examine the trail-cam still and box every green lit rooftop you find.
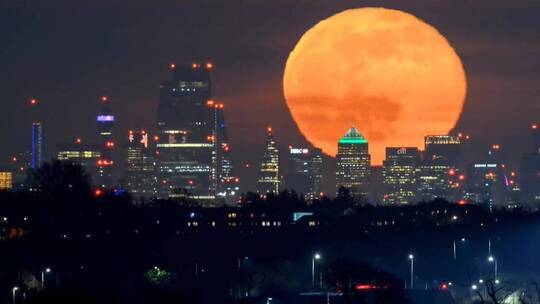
[338,126,368,144]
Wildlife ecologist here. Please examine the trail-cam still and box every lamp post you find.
[408,254,414,290]
[12,286,19,304]
[312,253,321,289]
[488,256,498,279]
[41,267,51,288]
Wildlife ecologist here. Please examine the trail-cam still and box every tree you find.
[26,160,92,198]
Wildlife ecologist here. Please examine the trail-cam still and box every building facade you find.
[336,126,371,199]
[382,147,420,204]
[257,127,280,194]
[155,63,234,205]
[124,130,156,199]
[286,147,323,201]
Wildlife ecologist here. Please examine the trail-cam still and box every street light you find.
[472,284,478,290]
[12,286,19,304]
[488,256,498,279]
[408,254,414,290]
[312,253,321,289]
[41,267,51,288]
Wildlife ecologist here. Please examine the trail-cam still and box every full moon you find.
[283,8,467,165]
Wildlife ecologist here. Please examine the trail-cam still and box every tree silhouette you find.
[26,160,92,198]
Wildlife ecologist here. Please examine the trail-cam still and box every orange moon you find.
[283,8,467,165]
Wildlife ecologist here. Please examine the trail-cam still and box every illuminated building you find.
[382,147,420,204]
[465,163,507,211]
[336,126,371,199]
[417,163,450,202]
[95,96,115,188]
[56,144,102,185]
[424,135,461,165]
[257,127,281,194]
[156,63,220,204]
[418,135,463,202]
[31,122,43,169]
[0,171,13,190]
[285,147,323,201]
[212,101,239,203]
[124,130,156,199]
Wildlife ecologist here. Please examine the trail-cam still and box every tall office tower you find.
[95,96,115,188]
[336,126,371,199]
[424,135,461,165]
[465,162,508,211]
[417,161,450,202]
[257,127,280,194]
[155,63,217,203]
[125,130,156,199]
[382,147,420,204]
[56,142,102,184]
[31,122,43,169]
[286,147,323,201]
[520,123,540,205]
[209,101,240,203]
[418,135,463,202]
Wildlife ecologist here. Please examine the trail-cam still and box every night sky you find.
[1,0,540,190]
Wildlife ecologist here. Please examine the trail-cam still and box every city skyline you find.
[2,1,540,177]
[2,2,540,304]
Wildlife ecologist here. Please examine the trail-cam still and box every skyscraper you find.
[286,147,323,201]
[336,126,371,199]
[155,63,221,204]
[257,127,280,194]
[125,130,156,199]
[95,96,115,188]
[382,147,419,204]
[31,122,43,169]
[417,135,462,202]
[424,135,461,165]
[210,101,240,203]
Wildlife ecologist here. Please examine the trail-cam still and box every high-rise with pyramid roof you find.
[336,126,371,199]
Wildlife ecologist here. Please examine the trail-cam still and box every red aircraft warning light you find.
[192,63,200,69]
[30,98,38,106]
[101,96,108,102]
[76,138,82,144]
[94,189,103,197]
[532,123,539,130]
[205,62,213,69]
[106,141,115,148]
[170,63,176,69]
